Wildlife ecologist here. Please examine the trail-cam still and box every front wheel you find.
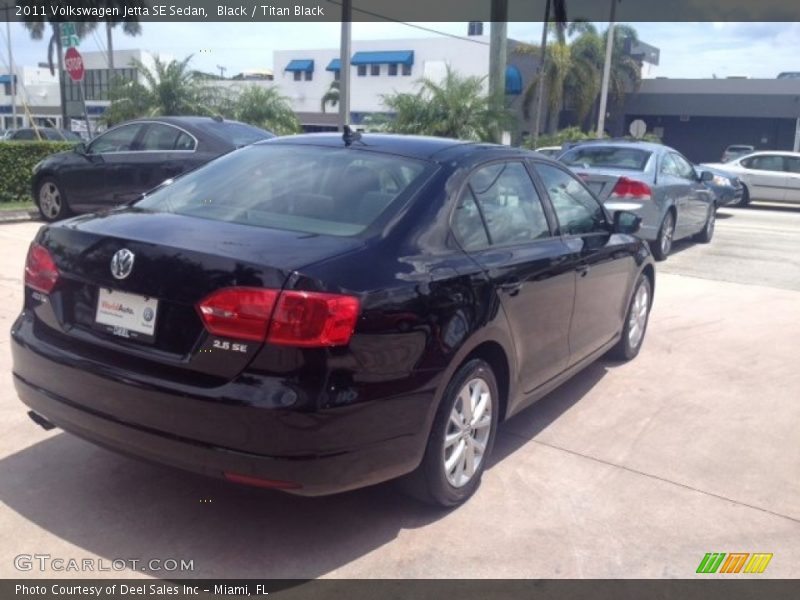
[608,274,652,361]
[738,185,750,208]
[694,204,716,243]
[404,359,499,507]
[35,178,71,222]
[650,211,675,261]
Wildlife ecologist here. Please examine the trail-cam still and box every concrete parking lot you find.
[0,205,798,579]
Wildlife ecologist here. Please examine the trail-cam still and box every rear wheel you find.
[694,203,716,243]
[35,178,71,222]
[650,211,674,261]
[608,274,652,361]
[403,359,499,507]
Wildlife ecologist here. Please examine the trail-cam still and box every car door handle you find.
[498,279,522,296]
[576,265,591,277]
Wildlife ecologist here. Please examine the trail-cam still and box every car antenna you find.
[343,125,362,147]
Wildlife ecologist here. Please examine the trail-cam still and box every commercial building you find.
[272,27,536,133]
[623,78,800,162]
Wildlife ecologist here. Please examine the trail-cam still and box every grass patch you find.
[0,200,35,212]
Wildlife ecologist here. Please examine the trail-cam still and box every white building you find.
[272,33,526,130]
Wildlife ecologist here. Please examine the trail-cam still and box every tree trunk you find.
[530,0,551,147]
[107,22,114,70]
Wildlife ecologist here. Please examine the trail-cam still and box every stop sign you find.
[64,47,84,82]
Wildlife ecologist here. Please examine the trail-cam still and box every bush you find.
[0,141,74,203]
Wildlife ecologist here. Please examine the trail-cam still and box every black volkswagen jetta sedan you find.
[12,133,655,507]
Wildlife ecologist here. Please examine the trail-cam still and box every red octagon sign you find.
[64,47,84,82]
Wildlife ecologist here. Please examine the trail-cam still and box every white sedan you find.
[703,151,800,206]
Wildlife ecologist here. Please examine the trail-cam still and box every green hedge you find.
[0,141,75,203]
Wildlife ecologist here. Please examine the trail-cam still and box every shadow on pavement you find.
[0,363,609,578]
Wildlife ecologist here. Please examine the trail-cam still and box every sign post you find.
[64,47,91,138]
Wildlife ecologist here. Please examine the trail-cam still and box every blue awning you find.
[285,59,314,73]
[326,59,341,72]
[505,65,523,95]
[351,51,414,66]
[0,75,16,84]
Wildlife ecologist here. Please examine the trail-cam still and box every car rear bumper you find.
[11,312,434,496]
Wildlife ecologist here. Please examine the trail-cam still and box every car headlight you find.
[712,174,731,187]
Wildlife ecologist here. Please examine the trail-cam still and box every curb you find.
[0,210,39,224]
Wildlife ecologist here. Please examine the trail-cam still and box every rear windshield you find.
[726,145,753,152]
[560,146,652,171]
[196,120,274,147]
[135,144,429,236]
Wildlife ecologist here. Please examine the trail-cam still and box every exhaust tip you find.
[27,411,56,431]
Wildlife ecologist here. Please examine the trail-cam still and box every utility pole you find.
[530,0,551,148]
[53,23,68,130]
[338,0,351,131]
[596,0,618,138]
[217,65,227,78]
[489,0,508,143]
[106,22,114,70]
[5,18,16,129]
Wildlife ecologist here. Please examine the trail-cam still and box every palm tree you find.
[106,21,143,70]
[379,67,510,141]
[321,81,340,113]
[229,86,301,135]
[103,55,221,125]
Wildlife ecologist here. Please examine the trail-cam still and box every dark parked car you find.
[559,141,717,260]
[3,127,82,142]
[13,133,655,507]
[30,116,274,222]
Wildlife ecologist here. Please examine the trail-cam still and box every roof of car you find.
[564,139,665,152]
[264,132,501,160]
[739,150,800,157]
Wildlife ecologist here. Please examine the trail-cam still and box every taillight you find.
[268,291,360,347]
[196,287,360,347]
[197,287,279,341]
[24,243,59,294]
[612,176,652,200]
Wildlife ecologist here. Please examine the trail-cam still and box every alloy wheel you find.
[443,377,493,488]
[38,183,62,219]
[627,282,650,350]
[660,214,674,256]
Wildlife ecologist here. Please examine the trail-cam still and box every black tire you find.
[694,203,716,243]
[649,210,675,261]
[35,177,71,222]
[608,274,652,361]
[738,185,750,208]
[402,359,500,507]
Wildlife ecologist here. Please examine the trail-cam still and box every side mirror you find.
[613,210,642,235]
[700,170,714,182]
[73,142,87,155]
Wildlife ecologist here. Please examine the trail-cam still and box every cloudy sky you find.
[2,21,799,79]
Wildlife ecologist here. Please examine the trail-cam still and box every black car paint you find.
[31,117,273,213]
[12,134,654,495]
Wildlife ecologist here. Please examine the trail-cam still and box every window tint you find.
[14,129,36,140]
[743,155,785,172]
[136,145,429,237]
[561,146,651,171]
[90,124,142,153]
[452,193,489,251]
[785,157,800,173]
[465,162,551,247]
[140,124,184,151]
[536,163,607,236]
[659,153,679,177]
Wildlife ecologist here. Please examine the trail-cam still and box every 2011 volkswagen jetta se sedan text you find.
[12,133,655,506]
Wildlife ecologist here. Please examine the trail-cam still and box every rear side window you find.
[140,124,196,151]
[561,146,651,171]
[197,121,274,147]
[136,145,429,236]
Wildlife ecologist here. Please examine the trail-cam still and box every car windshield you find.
[560,146,652,171]
[196,120,274,147]
[135,144,430,236]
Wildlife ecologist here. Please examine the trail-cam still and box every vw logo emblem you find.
[110,248,135,280]
[143,307,154,322]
